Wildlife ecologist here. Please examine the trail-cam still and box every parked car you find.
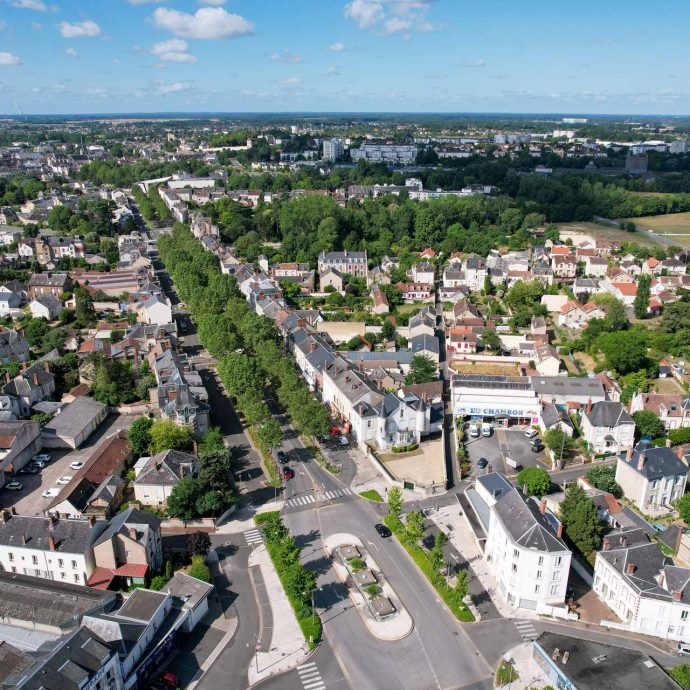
[69,461,84,470]
[469,425,480,438]
[530,442,545,453]
[276,450,287,464]
[5,481,23,491]
[476,458,488,469]
[56,476,73,485]
[42,488,61,499]
[30,460,46,470]
[529,437,541,447]
[678,642,690,657]
[18,466,39,475]
[32,453,51,463]
[281,467,294,480]
[375,523,392,538]
[158,672,179,688]
[524,428,538,439]
[481,422,492,437]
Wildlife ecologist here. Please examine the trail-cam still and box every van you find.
[524,428,538,439]
[678,642,690,657]
[505,457,522,470]
[481,423,492,437]
[469,425,480,439]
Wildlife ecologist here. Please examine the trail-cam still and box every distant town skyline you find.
[1,0,690,115]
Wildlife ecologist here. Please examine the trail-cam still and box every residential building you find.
[464,255,487,291]
[2,361,56,417]
[34,234,85,265]
[408,262,435,284]
[0,285,22,315]
[350,144,417,165]
[319,268,344,292]
[593,527,690,642]
[317,250,368,278]
[0,511,105,585]
[322,138,344,161]
[371,287,389,315]
[581,401,635,454]
[135,294,173,326]
[133,449,198,507]
[28,293,63,320]
[41,396,108,449]
[28,272,72,299]
[0,329,30,363]
[470,473,571,611]
[630,393,690,431]
[615,442,689,515]
[534,341,561,376]
[396,282,434,302]
[0,419,42,486]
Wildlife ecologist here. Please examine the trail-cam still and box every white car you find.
[69,461,84,471]
[32,454,51,463]
[56,476,73,485]
[524,428,538,439]
[5,481,23,491]
[42,488,61,499]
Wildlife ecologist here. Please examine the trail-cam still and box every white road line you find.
[298,663,317,670]
[300,671,320,680]
[303,682,324,690]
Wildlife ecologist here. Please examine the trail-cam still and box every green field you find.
[622,212,690,244]
[555,221,664,248]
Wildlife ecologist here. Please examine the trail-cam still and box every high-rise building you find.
[322,138,344,161]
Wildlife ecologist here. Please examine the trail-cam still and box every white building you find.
[136,294,173,326]
[471,473,571,612]
[0,512,104,585]
[581,401,635,455]
[350,144,418,165]
[615,442,689,515]
[593,527,690,642]
[322,138,344,161]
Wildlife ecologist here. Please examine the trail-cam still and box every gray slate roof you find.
[93,506,161,548]
[586,401,634,428]
[618,441,690,481]
[0,514,104,554]
[134,449,197,487]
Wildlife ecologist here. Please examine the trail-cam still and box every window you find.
[58,559,64,567]
[71,560,77,569]
[682,611,689,622]
[31,555,38,565]
[536,570,543,580]
[555,556,562,567]
[534,584,541,594]
[61,572,66,580]
[511,563,518,573]
[538,556,544,566]
[550,584,559,595]
[513,549,519,558]
[10,566,16,573]
[553,571,561,582]
[34,569,40,577]
[74,574,80,583]
[8,553,13,562]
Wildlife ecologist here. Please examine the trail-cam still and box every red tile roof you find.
[113,563,149,578]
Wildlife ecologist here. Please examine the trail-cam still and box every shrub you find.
[364,584,381,599]
[149,575,167,591]
[188,555,211,583]
[348,557,366,571]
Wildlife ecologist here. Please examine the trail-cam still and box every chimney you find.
[557,523,563,539]
[603,537,611,551]
[4,372,9,384]
[128,527,138,540]
[179,464,186,479]
[586,398,592,415]
[192,441,198,456]
[169,388,177,401]
[88,515,96,527]
[626,562,635,575]
[666,438,673,448]
[21,532,26,545]
[48,535,55,551]
[672,590,682,602]
[626,446,634,462]
[32,372,39,386]
[539,499,547,515]
[637,451,647,471]
[44,362,50,374]
[0,509,10,523]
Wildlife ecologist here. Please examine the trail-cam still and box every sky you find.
[0,0,689,115]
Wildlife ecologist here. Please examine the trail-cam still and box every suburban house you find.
[319,268,344,292]
[539,403,574,437]
[133,449,198,507]
[28,272,73,299]
[396,282,434,302]
[371,287,390,315]
[408,262,435,284]
[581,401,636,455]
[317,250,368,278]
[593,527,690,642]
[629,393,690,431]
[0,286,22,316]
[0,329,30,363]
[28,293,63,320]
[0,420,42,486]
[615,442,689,515]
[135,294,173,326]
[2,362,56,417]
[468,473,572,613]
[408,307,436,338]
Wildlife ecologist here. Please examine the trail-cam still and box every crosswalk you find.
[285,488,352,509]
[514,619,537,641]
[243,528,263,546]
[297,662,325,690]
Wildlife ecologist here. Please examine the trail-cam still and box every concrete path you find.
[247,544,311,686]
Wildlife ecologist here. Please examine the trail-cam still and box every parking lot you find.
[463,425,549,478]
[0,414,135,516]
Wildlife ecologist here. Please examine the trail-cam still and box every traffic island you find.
[323,533,413,641]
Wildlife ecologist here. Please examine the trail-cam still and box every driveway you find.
[0,413,134,516]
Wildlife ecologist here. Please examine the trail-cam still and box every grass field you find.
[555,221,663,248]
[451,361,520,376]
[621,212,690,243]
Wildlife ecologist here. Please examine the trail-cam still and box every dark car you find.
[276,450,287,464]
[18,466,39,475]
[375,523,392,538]
[530,442,545,453]
[281,467,294,480]
[476,458,488,469]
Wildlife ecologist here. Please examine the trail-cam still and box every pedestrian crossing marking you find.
[284,487,351,509]
[297,662,325,689]
[514,619,537,641]
[244,528,263,546]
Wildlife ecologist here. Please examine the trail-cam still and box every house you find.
[581,400,635,455]
[597,371,622,402]
[469,473,572,612]
[593,527,690,642]
[0,420,42,486]
[551,255,577,279]
[89,508,163,590]
[530,317,547,338]
[445,328,479,354]
[0,511,105,585]
[408,262,435,284]
[136,294,173,326]
[396,282,434,302]
[558,301,586,329]
[584,256,608,277]
[464,255,487,291]
[35,234,85,265]
[615,442,689,515]
[607,281,637,306]
[371,287,390,315]
[408,307,436,338]
[28,272,73,299]
[642,257,662,275]
[572,278,601,302]
[0,286,22,316]
[161,571,214,632]
[0,329,30,363]
[319,268,344,292]
[133,449,198,507]
[28,293,63,320]
[41,396,108,449]
[534,341,561,377]
[629,392,690,431]
[539,403,574,437]
[317,250,368,278]
[2,361,56,417]
[410,334,440,365]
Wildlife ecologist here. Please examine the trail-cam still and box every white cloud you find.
[58,20,102,38]
[64,46,78,58]
[0,52,21,65]
[11,0,47,10]
[152,7,253,40]
[155,81,191,94]
[150,37,198,62]
[270,49,303,64]
[461,59,486,68]
[326,66,339,75]
[344,0,437,34]
[0,21,6,30]
[280,76,301,86]
[199,0,226,4]
[328,42,345,52]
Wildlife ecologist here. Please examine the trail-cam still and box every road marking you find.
[297,662,325,689]
[285,488,350,509]
[514,620,537,641]
[243,528,263,546]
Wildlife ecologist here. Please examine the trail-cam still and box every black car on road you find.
[375,523,392,538]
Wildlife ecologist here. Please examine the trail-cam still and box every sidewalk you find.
[501,642,550,690]
[214,502,284,535]
[247,543,311,686]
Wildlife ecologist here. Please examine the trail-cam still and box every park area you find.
[556,221,663,248]
[621,211,690,245]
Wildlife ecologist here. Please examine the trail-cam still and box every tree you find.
[166,478,202,521]
[187,531,212,557]
[544,427,576,461]
[634,274,651,319]
[405,354,437,385]
[74,285,96,328]
[405,511,426,544]
[430,531,447,572]
[128,417,153,458]
[516,467,551,497]
[480,329,501,352]
[387,486,403,515]
[188,555,212,583]
[559,485,602,554]
[454,570,469,599]
[150,575,167,591]
[632,410,664,439]
[596,329,649,376]
[585,466,622,497]
[257,419,283,450]
[148,419,194,454]
[381,319,395,340]
[677,493,690,525]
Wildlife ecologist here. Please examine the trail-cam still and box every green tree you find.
[480,329,501,352]
[516,467,551,497]
[188,555,212,583]
[559,485,602,554]
[387,486,403,515]
[186,531,212,557]
[585,466,622,497]
[148,419,193,454]
[405,354,438,385]
[633,274,651,319]
[166,478,202,521]
[257,419,283,450]
[405,511,426,544]
[671,665,690,690]
[596,329,649,376]
[381,319,395,340]
[73,285,96,328]
[677,493,690,525]
[544,427,576,461]
[128,417,153,458]
[454,570,469,599]
[430,531,448,572]
[149,575,167,591]
[632,410,664,439]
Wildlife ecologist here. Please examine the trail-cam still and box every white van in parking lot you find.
[469,425,480,438]
[524,428,538,439]
[481,422,492,437]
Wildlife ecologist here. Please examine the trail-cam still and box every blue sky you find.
[0,0,689,115]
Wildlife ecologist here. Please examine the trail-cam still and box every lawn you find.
[621,211,690,243]
[555,221,663,248]
[359,489,384,502]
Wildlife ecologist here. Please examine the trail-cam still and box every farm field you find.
[621,212,690,244]
[555,221,663,248]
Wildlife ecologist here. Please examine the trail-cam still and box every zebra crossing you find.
[297,662,325,690]
[514,619,538,641]
[285,487,352,509]
[243,528,263,546]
